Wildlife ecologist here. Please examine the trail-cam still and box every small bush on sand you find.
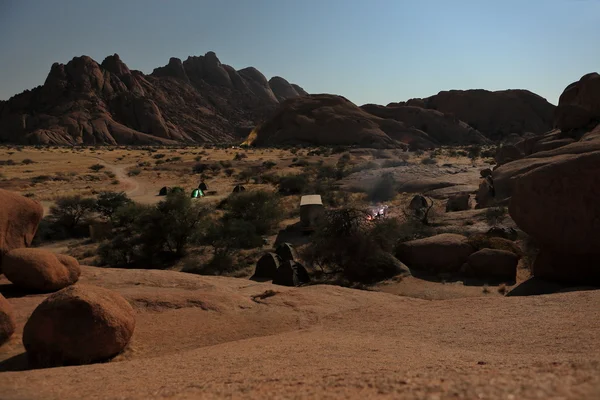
[127,168,141,176]
[21,158,35,165]
[89,164,105,172]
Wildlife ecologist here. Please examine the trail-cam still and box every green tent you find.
[191,188,204,198]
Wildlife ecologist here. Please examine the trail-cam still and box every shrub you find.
[368,173,397,202]
[99,192,209,267]
[421,157,437,165]
[48,195,97,236]
[21,158,35,165]
[222,190,283,236]
[192,163,209,174]
[224,168,235,177]
[152,154,166,159]
[278,174,309,195]
[127,168,141,177]
[0,159,15,166]
[468,145,482,161]
[262,160,276,169]
[30,175,52,184]
[484,206,507,226]
[89,164,105,172]
[96,191,132,221]
[306,208,406,283]
[233,152,247,161]
[220,160,233,168]
[381,159,408,168]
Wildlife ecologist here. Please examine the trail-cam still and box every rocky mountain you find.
[398,89,556,140]
[244,94,443,149]
[360,103,489,145]
[0,52,307,145]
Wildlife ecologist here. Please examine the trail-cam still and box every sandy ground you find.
[1,267,599,399]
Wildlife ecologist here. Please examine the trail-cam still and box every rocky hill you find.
[243,94,442,149]
[398,89,556,140]
[0,52,307,145]
[360,103,489,145]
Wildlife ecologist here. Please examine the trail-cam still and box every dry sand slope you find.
[1,267,600,399]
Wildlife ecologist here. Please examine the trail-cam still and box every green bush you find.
[306,208,407,283]
[95,191,132,221]
[222,190,283,236]
[47,195,97,237]
[89,164,105,172]
[278,174,309,195]
[127,168,141,176]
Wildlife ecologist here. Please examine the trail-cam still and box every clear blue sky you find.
[1,0,598,105]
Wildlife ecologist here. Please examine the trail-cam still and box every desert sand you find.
[1,266,599,399]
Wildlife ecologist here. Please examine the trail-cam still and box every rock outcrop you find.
[445,194,470,212]
[23,284,135,367]
[554,73,600,132]
[2,248,81,292]
[244,94,437,148]
[396,234,475,273]
[361,104,489,145]
[0,52,307,145]
[463,248,518,282]
[500,72,600,285]
[0,190,44,270]
[0,293,16,347]
[401,89,556,140]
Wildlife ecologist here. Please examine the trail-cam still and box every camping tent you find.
[198,182,208,191]
[300,195,324,229]
[233,185,246,193]
[273,260,311,287]
[159,186,170,196]
[250,252,281,281]
[191,188,204,198]
[275,242,298,262]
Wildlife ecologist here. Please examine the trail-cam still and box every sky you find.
[0,0,598,105]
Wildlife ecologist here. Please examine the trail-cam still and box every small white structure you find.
[300,195,324,230]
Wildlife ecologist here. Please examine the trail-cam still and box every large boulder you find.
[555,73,600,132]
[532,249,600,285]
[445,194,470,212]
[464,249,518,282]
[0,293,16,347]
[23,284,135,367]
[2,248,81,292]
[475,178,495,209]
[509,150,600,255]
[0,190,44,268]
[495,144,524,166]
[396,234,475,273]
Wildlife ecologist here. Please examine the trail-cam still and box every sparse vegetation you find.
[89,164,105,172]
[305,208,407,283]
